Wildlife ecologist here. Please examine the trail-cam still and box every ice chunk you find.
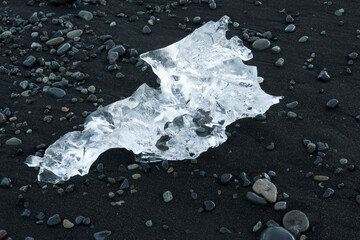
[25,16,281,183]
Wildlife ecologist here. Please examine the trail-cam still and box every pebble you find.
[282,210,310,233]
[142,25,151,34]
[57,43,71,55]
[260,227,295,240]
[5,137,22,146]
[246,192,267,205]
[219,227,231,233]
[79,10,93,21]
[163,190,173,203]
[47,214,61,226]
[0,177,11,187]
[323,188,334,198]
[348,52,358,60]
[145,220,152,227]
[252,39,271,51]
[23,56,37,68]
[286,101,298,109]
[334,8,345,17]
[326,99,339,109]
[132,173,141,180]
[285,24,296,33]
[298,36,309,43]
[313,175,329,182]
[252,178,277,203]
[286,15,294,23]
[240,172,251,186]
[48,87,66,98]
[253,221,263,232]
[67,30,83,39]
[203,200,216,211]
[0,31,11,39]
[0,113,6,124]
[63,219,74,229]
[339,158,348,164]
[46,37,64,46]
[271,46,281,54]
[87,94,97,103]
[193,16,201,24]
[219,173,233,185]
[317,70,330,81]
[93,230,112,240]
[275,58,285,67]
[274,201,287,211]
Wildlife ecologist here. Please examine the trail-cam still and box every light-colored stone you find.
[252,178,277,203]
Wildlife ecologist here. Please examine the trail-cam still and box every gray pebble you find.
[23,56,36,68]
[142,25,151,34]
[163,190,173,203]
[285,24,295,33]
[0,177,11,187]
[93,230,111,240]
[48,87,66,98]
[326,99,339,109]
[57,43,71,55]
[47,214,61,226]
[317,70,330,81]
[67,30,83,39]
[282,210,309,233]
[260,227,295,240]
[298,36,309,43]
[271,46,281,54]
[79,10,93,21]
[286,101,298,109]
[252,39,271,51]
[275,58,285,67]
[274,201,287,211]
[323,188,334,198]
[5,137,22,146]
[246,192,267,205]
[145,220,152,227]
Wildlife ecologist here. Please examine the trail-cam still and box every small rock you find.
[63,219,74,229]
[326,99,339,109]
[46,37,64,46]
[298,36,309,43]
[79,10,93,21]
[275,58,285,67]
[285,24,296,33]
[67,30,83,39]
[93,230,111,240]
[246,192,267,205]
[253,221,263,232]
[282,210,309,233]
[57,43,71,55]
[260,227,295,240]
[142,25,151,34]
[47,214,61,226]
[163,190,173,203]
[317,70,330,81]
[131,173,141,180]
[252,39,271,51]
[203,200,216,212]
[48,87,66,98]
[274,201,287,211]
[313,175,329,182]
[219,173,233,185]
[23,56,37,68]
[323,188,334,198]
[145,220,152,228]
[252,178,277,203]
[5,137,22,146]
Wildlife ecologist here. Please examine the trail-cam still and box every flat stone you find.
[219,173,233,185]
[163,190,173,202]
[252,39,271,51]
[48,87,66,98]
[0,177,11,187]
[63,219,74,229]
[246,192,267,205]
[67,30,83,39]
[0,31,11,39]
[252,178,277,203]
[23,55,36,68]
[274,201,287,211]
[260,227,295,240]
[57,43,71,55]
[275,58,285,67]
[108,45,126,56]
[0,113,6,124]
[93,230,111,240]
[46,37,64,46]
[79,10,93,21]
[47,214,61,226]
[282,210,310,233]
[323,188,334,198]
[5,137,22,146]
[286,101,298,109]
[285,24,295,33]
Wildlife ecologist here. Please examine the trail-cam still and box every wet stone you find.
[285,24,296,33]
[203,200,216,212]
[317,70,330,81]
[57,43,71,55]
[240,172,251,187]
[246,192,267,205]
[142,25,151,34]
[275,58,285,67]
[286,101,298,109]
[282,210,310,233]
[271,46,281,54]
[67,30,83,39]
[260,227,295,240]
[298,36,309,43]
[23,56,36,68]
[274,201,287,211]
[63,219,74,229]
[313,175,329,182]
[252,39,271,51]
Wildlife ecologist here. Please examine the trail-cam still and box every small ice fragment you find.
[25,16,281,184]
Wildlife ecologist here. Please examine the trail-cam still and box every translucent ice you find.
[25,16,281,183]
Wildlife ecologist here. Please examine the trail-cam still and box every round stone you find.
[282,210,310,233]
[219,173,233,185]
[67,30,83,39]
[193,16,201,24]
[142,25,151,34]
[271,46,281,54]
[93,230,111,240]
[260,227,295,240]
[274,201,287,211]
[163,190,173,203]
[252,39,271,51]
[48,87,66,98]
[298,36,309,43]
[23,55,37,68]
[339,158,348,164]
[145,220,152,227]
[203,200,216,212]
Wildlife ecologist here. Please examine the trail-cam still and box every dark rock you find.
[245,192,267,205]
[47,214,61,226]
[326,99,339,109]
[93,230,112,240]
[219,173,233,185]
[282,210,309,233]
[22,56,36,68]
[317,70,330,81]
[203,200,216,212]
[48,87,66,98]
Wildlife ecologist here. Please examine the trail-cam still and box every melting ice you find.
[26,16,281,183]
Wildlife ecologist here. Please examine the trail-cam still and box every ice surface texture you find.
[25,16,281,183]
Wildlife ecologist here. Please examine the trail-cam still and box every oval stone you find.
[252,178,277,203]
[46,37,64,46]
[252,38,271,51]
[260,227,295,240]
